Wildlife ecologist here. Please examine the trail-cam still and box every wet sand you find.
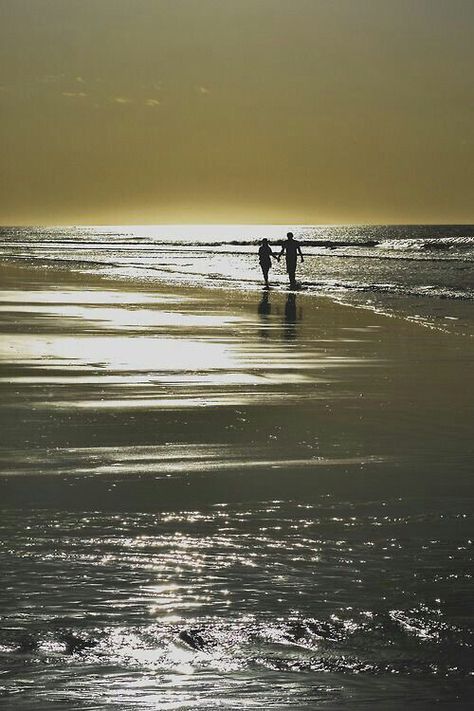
[1,262,473,709]
[1,261,473,507]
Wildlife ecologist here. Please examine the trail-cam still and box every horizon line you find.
[2,221,474,229]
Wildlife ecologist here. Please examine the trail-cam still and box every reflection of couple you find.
[257,290,300,340]
[258,232,304,289]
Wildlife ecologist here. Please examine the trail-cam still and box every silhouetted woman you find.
[258,238,275,288]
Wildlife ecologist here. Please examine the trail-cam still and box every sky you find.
[0,0,473,225]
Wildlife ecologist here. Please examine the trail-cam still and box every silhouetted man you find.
[277,232,304,289]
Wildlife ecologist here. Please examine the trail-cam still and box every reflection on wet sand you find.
[2,264,472,494]
[283,292,300,340]
[257,290,271,338]
[257,291,303,341]
[257,290,271,317]
[1,264,474,709]
[0,270,387,486]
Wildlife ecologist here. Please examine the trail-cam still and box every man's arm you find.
[277,243,286,262]
[297,244,304,262]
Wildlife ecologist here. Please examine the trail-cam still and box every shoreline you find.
[1,259,473,508]
[1,253,473,340]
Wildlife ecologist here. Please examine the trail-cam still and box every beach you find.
[3,0,474,704]
[0,261,473,709]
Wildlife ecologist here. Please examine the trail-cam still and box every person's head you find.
[261,238,268,244]
[287,232,294,240]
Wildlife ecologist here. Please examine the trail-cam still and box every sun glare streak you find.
[0,335,236,372]
[0,289,186,305]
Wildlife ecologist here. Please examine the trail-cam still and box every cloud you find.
[145,98,161,107]
[75,76,86,84]
[62,91,87,98]
[41,73,66,84]
[113,96,133,104]
[196,85,210,95]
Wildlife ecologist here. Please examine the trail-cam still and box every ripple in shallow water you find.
[0,500,472,709]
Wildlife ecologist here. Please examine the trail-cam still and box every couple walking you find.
[258,232,304,289]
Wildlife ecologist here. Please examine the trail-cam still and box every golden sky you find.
[1,0,473,225]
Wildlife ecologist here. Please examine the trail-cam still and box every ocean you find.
[1,224,474,334]
[0,225,473,709]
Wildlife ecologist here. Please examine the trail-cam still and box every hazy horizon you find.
[3,220,474,229]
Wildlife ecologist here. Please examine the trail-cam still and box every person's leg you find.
[287,262,296,288]
[261,264,269,287]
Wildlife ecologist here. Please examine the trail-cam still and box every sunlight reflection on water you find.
[0,501,472,709]
[0,267,473,709]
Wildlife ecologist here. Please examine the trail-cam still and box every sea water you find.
[1,501,472,709]
[1,224,474,334]
[0,225,473,709]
